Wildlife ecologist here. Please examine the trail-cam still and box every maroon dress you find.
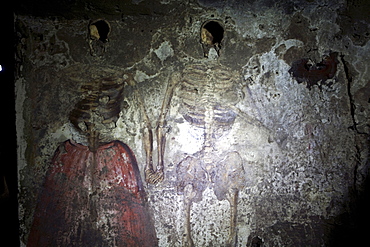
[28,140,157,247]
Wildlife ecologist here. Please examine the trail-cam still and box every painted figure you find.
[27,65,158,247]
[156,63,250,247]
[141,20,268,246]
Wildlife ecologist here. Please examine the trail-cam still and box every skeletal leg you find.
[183,184,196,247]
[177,155,208,247]
[226,188,239,247]
[213,152,245,247]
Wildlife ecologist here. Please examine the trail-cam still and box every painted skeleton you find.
[139,61,267,246]
[136,20,269,246]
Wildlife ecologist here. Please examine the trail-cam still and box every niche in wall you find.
[89,19,111,42]
[200,20,224,57]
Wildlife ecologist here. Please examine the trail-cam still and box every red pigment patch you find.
[289,52,338,90]
[27,140,158,247]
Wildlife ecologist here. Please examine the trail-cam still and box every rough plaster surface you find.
[16,0,370,246]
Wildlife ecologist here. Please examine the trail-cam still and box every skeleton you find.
[69,68,124,152]
[137,62,268,246]
[136,20,269,246]
[68,66,125,225]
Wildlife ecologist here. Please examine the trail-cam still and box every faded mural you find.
[16,0,370,246]
[27,65,158,246]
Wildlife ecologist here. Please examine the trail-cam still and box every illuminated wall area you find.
[15,0,370,246]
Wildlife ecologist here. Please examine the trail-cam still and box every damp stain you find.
[289,52,338,90]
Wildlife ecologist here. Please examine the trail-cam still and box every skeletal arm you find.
[136,93,161,184]
[228,104,272,135]
[155,72,182,183]
[126,75,162,184]
[130,72,181,184]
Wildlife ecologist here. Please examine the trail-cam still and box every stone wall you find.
[16,0,370,246]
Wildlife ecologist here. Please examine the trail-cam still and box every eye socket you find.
[201,20,224,46]
[89,19,111,42]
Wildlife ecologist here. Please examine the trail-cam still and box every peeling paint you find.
[153,41,174,62]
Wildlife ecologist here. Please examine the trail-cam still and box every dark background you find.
[0,1,19,246]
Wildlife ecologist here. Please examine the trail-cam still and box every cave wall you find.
[16,0,370,246]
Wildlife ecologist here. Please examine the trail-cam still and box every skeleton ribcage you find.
[179,63,241,129]
[69,77,124,133]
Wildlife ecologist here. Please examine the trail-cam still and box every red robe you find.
[27,140,158,247]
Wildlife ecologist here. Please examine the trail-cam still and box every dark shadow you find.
[90,19,110,42]
[0,2,19,246]
[202,21,224,46]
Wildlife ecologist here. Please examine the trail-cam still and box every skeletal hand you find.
[145,168,164,184]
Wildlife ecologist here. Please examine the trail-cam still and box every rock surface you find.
[16,0,370,246]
